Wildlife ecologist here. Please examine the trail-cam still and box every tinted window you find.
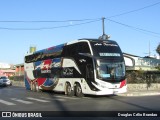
[77,42,90,53]
[90,41,123,57]
[62,42,90,57]
[62,44,77,57]
[25,44,64,63]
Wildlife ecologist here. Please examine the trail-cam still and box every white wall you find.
[0,63,11,69]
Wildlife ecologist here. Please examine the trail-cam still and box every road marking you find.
[40,97,66,101]
[11,98,33,104]
[54,96,79,99]
[0,99,16,105]
[26,97,50,102]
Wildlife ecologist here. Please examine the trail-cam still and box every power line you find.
[0,1,159,32]
[0,18,101,23]
[0,19,101,30]
[107,1,160,18]
[106,18,160,36]
[0,17,159,38]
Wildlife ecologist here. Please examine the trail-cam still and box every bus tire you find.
[35,82,40,92]
[33,83,36,92]
[66,83,74,97]
[31,81,36,92]
[30,82,33,91]
[75,83,84,97]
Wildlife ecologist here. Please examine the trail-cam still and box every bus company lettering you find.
[63,68,73,76]
[94,43,118,47]
[41,69,51,73]
[99,53,120,57]
[103,43,118,47]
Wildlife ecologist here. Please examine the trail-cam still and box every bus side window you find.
[62,44,78,57]
[77,42,90,54]
[62,42,90,57]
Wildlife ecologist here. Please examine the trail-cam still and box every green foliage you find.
[156,43,160,55]
[155,65,160,71]
[9,75,24,81]
[126,71,160,84]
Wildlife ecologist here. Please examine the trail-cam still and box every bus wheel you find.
[35,82,40,92]
[32,82,36,92]
[66,83,74,97]
[75,83,84,97]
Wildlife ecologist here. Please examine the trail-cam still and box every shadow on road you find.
[108,96,154,111]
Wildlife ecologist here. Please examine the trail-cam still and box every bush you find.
[126,71,160,84]
[9,75,24,81]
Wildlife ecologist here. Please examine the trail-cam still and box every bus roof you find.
[78,38,117,44]
[66,39,117,45]
[26,38,118,55]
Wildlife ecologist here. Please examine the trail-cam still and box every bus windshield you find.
[97,61,125,81]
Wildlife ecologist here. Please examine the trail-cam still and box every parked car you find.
[0,76,12,86]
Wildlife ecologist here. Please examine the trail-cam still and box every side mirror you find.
[124,56,135,67]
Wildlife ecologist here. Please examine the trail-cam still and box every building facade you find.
[123,53,160,71]
[0,63,15,77]
[14,63,24,76]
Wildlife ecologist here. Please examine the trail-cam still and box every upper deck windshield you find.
[90,40,123,58]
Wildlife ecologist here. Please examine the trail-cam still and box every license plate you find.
[113,91,118,94]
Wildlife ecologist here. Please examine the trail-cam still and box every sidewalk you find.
[118,90,160,97]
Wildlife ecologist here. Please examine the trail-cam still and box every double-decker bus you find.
[24,38,127,97]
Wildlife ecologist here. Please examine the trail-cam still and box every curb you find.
[119,91,160,97]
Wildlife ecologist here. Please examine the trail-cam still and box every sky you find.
[0,0,160,64]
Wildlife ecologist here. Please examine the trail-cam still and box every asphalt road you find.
[0,86,160,119]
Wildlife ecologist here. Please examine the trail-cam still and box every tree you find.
[156,44,160,71]
[156,64,160,71]
[156,43,160,56]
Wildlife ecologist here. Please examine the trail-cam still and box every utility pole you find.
[99,17,110,40]
[102,17,105,36]
[149,40,151,57]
